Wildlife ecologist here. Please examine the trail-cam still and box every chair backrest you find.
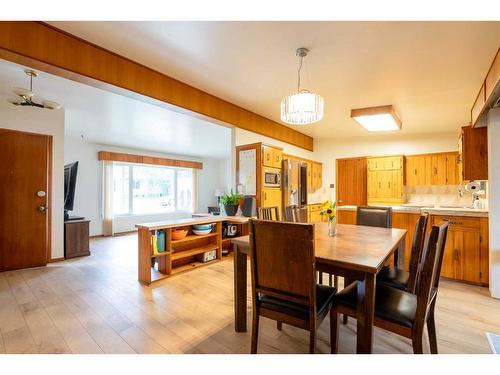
[407,214,429,293]
[415,221,449,324]
[284,206,308,223]
[257,206,280,221]
[356,206,393,228]
[249,219,316,309]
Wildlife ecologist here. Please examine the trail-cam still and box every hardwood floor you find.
[0,233,498,354]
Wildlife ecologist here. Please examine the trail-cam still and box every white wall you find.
[64,135,229,235]
[314,131,459,201]
[0,101,65,260]
[487,108,500,299]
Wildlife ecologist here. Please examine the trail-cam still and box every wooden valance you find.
[98,151,203,170]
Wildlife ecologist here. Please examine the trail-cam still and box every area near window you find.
[112,162,194,216]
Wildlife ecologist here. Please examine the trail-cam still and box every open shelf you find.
[171,244,219,261]
[151,251,169,258]
[172,232,217,245]
[170,260,218,275]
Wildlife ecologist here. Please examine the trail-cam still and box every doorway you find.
[0,128,52,271]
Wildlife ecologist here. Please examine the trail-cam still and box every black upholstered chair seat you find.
[259,285,336,320]
[377,267,410,291]
[334,282,418,328]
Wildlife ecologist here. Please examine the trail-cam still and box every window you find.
[112,163,194,215]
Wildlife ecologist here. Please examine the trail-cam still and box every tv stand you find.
[64,219,91,259]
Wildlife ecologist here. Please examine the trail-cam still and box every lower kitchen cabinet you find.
[337,209,357,225]
[338,210,489,286]
[307,203,326,223]
[261,188,282,216]
[429,215,489,286]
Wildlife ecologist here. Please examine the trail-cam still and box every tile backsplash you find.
[405,184,488,208]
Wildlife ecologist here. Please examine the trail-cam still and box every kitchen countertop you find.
[135,215,250,230]
[337,205,488,217]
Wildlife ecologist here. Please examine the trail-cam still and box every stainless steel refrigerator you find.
[282,158,308,212]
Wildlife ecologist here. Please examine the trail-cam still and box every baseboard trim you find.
[48,257,65,263]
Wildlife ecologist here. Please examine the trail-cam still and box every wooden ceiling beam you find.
[0,21,313,151]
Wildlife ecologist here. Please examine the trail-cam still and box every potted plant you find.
[220,190,242,216]
[320,200,337,237]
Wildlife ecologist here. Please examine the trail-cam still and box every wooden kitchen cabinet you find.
[367,156,404,204]
[337,209,357,225]
[262,145,282,168]
[306,160,313,192]
[311,161,323,192]
[431,153,447,185]
[405,152,459,186]
[430,215,489,286]
[336,157,367,206]
[460,126,488,181]
[261,187,282,213]
[307,203,325,223]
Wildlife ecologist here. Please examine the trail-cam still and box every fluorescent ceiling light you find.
[351,105,402,132]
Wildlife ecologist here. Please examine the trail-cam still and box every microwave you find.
[263,168,281,187]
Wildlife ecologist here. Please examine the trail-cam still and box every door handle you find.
[37,205,48,213]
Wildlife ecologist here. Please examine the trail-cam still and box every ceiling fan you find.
[8,69,61,110]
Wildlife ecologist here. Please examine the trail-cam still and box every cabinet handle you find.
[434,167,437,175]
[414,168,417,176]
[378,182,381,189]
[388,181,391,188]
[264,191,267,200]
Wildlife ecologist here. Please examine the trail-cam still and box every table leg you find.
[393,235,406,269]
[356,273,375,354]
[234,243,248,332]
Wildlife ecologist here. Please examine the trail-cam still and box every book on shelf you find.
[151,234,159,255]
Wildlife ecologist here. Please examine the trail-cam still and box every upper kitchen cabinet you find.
[367,155,404,204]
[336,157,367,206]
[459,126,488,181]
[311,162,323,192]
[262,144,283,168]
[405,152,459,186]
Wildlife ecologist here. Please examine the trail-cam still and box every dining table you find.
[231,222,407,354]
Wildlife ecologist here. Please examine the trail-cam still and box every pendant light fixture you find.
[281,47,324,125]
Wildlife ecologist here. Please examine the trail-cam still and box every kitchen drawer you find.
[431,215,480,230]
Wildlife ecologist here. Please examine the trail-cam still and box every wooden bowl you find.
[171,229,188,240]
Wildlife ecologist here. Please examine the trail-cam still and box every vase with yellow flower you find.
[320,200,337,237]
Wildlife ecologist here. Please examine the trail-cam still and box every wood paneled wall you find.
[0,21,313,151]
[98,151,203,169]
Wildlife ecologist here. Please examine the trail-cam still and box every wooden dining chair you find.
[257,206,280,221]
[248,219,337,354]
[330,221,449,354]
[377,214,429,293]
[356,206,393,228]
[284,205,308,223]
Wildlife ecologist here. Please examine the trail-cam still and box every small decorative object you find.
[220,190,242,216]
[320,200,337,237]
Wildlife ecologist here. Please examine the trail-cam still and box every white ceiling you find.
[0,59,232,159]
[48,21,500,139]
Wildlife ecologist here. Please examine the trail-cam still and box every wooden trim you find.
[0,21,313,151]
[48,257,65,263]
[46,135,53,264]
[98,151,203,169]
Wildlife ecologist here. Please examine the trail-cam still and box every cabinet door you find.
[262,146,273,167]
[390,170,403,200]
[378,170,392,199]
[367,170,378,200]
[441,228,481,283]
[431,154,447,185]
[262,188,282,214]
[312,162,322,191]
[272,148,282,168]
[306,161,313,192]
[445,153,459,185]
[405,156,417,186]
[336,159,347,205]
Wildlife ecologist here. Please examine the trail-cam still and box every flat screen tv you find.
[64,161,78,219]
